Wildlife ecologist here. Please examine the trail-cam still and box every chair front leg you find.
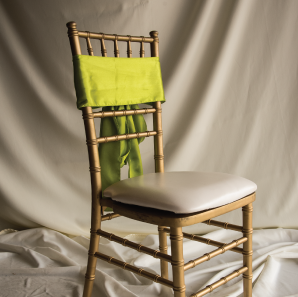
[158,226,169,278]
[242,203,253,297]
[170,227,186,297]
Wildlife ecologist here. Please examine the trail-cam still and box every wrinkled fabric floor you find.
[0,227,297,297]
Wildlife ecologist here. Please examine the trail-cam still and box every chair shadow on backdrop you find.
[66,21,256,297]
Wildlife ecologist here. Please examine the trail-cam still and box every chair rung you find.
[97,229,172,262]
[97,131,157,143]
[93,108,156,118]
[203,219,243,232]
[184,237,247,271]
[101,213,121,221]
[161,228,243,254]
[190,266,248,297]
[94,251,173,288]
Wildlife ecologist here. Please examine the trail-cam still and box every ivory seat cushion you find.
[103,172,257,214]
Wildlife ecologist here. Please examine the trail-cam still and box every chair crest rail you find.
[190,267,248,297]
[97,131,157,144]
[184,237,247,271]
[78,31,154,43]
[97,229,172,262]
[94,251,173,288]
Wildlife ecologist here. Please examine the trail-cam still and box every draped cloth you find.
[73,55,165,197]
[99,105,147,196]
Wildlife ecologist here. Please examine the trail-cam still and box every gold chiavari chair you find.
[66,21,256,297]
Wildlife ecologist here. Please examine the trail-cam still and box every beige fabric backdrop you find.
[0,0,297,236]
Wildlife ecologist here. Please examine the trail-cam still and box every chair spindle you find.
[140,36,145,57]
[100,34,107,57]
[114,34,119,57]
[127,36,132,58]
[86,32,94,56]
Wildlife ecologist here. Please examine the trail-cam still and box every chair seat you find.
[103,171,257,214]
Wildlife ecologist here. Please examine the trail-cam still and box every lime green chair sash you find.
[73,55,165,109]
[73,55,165,199]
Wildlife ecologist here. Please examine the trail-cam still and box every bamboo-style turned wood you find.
[114,34,119,57]
[170,227,186,297]
[140,36,145,57]
[190,267,248,297]
[184,237,247,271]
[86,33,94,56]
[242,203,253,297]
[100,33,107,57]
[67,22,98,297]
[93,108,156,118]
[78,31,154,43]
[148,29,169,283]
[96,131,157,144]
[97,229,172,262]
[101,213,121,221]
[127,36,132,57]
[94,252,173,288]
[161,228,243,254]
[158,226,169,279]
[66,21,103,296]
[67,22,82,56]
[203,219,243,232]
[150,30,164,174]
[82,106,102,297]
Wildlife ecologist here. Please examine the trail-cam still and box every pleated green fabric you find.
[72,55,165,206]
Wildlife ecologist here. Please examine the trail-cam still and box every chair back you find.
[66,22,164,209]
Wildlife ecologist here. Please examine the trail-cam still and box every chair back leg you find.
[158,225,169,278]
[83,229,101,297]
[242,203,253,297]
[83,191,102,297]
[83,230,100,297]
[170,227,186,297]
